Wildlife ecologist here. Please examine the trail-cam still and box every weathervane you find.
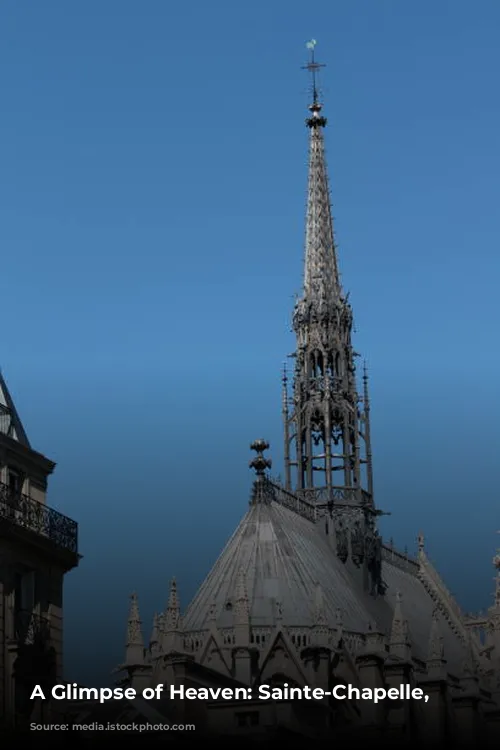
[302,39,325,105]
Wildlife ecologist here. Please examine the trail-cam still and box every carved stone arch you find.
[311,408,325,447]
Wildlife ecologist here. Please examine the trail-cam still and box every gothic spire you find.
[164,577,181,631]
[427,607,445,667]
[362,363,374,497]
[127,592,143,645]
[150,613,160,647]
[162,578,185,654]
[389,592,411,661]
[285,41,373,509]
[301,40,341,310]
[125,592,145,666]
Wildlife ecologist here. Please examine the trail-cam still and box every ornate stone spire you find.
[362,362,374,497]
[361,619,386,657]
[150,613,160,649]
[300,41,340,309]
[417,532,425,556]
[127,592,143,645]
[284,40,375,518]
[426,608,446,679]
[389,592,411,661]
[125,592,144,666]
[164,578,181,631]
[162,578,184,654]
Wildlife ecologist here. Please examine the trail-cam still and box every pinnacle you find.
[126,592,144,648]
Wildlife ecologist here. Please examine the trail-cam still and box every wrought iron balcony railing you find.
[15,609,51,646]
[0,481,78,555]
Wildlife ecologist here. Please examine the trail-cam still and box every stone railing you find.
[381,544,419,574]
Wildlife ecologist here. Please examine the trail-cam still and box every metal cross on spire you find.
[302,39,325,105]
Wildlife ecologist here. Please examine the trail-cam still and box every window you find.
[8,469,21,494]
[14,570,36,612]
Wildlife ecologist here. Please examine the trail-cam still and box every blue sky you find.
[2,1,500,685]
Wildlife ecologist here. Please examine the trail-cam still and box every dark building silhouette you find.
[0,373,79,726]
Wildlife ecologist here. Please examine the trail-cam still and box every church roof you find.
[183,490,468,675]
[0,371,30,447]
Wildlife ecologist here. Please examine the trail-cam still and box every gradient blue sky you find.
[2,1,500,685]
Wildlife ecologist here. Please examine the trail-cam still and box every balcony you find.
[0,481,78,557]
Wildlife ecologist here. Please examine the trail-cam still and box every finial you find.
[418,532,425,553]
[249,439,272,476]
[302,40,327,128]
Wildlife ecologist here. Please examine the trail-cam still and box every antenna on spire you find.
[302,39,325,105]
[302,40,327,128]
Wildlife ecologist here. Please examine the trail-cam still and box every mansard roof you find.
[183,490,468,675]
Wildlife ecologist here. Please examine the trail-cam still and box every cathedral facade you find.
[104,54,500,743]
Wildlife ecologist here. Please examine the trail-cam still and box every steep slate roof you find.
[0,371,31,447]
[183,495,468,675]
